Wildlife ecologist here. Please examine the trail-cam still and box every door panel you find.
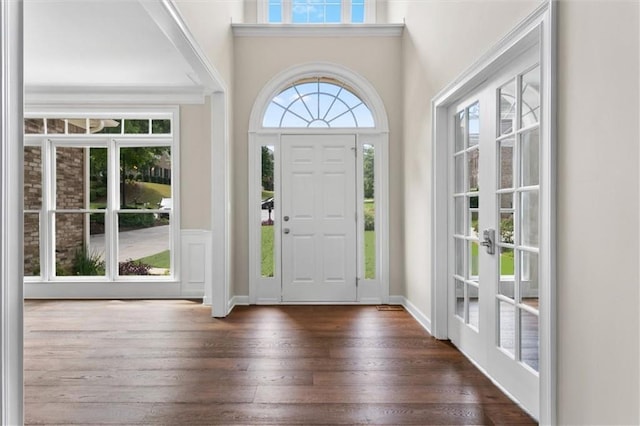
[448,46,541,416]
[281,134,357,302]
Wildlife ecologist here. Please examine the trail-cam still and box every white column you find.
[1,0,24,424]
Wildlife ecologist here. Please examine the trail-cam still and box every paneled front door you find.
[281,134,357,302]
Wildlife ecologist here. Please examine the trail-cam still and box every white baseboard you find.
[389,295,432,335]
[227,295,249,314]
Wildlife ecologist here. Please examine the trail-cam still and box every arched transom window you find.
[263,77,375,128]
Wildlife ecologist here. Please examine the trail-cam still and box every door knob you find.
[283,228,290,234]
[480,229,495,255]
[283,215,290,221]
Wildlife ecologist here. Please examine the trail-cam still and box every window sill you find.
[231,23,404,38]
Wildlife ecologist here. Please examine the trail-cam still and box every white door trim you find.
[248,63,389,305]
[1,0,24,423]
[431,1,556,424]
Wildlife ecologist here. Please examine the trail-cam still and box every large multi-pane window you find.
[23,114,176,281]
[266,0,370,24]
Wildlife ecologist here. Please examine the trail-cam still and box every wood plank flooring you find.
[24,300,536,425]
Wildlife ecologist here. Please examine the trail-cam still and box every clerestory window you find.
[265,0,371,24]
[263,77,375,128]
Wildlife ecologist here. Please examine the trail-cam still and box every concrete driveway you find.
[90,225,170,261]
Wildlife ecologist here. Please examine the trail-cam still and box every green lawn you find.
[261,226,274,277]
[91,182,171,209]
[470,243,514,276]
[260,226,376,279]
[138,250,170,269]
[364,230,375,279]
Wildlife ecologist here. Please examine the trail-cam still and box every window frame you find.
[258,0,376,24]
[23,108,180,284]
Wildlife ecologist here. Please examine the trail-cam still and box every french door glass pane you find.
[455,280,465,319]
[469,210,479,237]
[520,250,539,308]
[118,213,170,276]
[467,102,479,147]
[468,284,479,329]
[469,240,479,280]
[455,238,464,277]
[500,212,514,244]
[520,191,539,247]
[24,213,40,277]
[499,247,514,298]
[454,154,464,193]
[55,212,106,277]
[499,300,516,356]
[521,66,541,128]
[454,196,464,235]
[499,192,514,209]
[498,81,516,135]
[455,111,465,152]
[520,309,539,372]
[520,129,540,186]
[24,146,42,210]
[261,145,275,278]
[498,137,514,189]
[467,149,479,191]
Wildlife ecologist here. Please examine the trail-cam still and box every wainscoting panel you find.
[180,229,212,298]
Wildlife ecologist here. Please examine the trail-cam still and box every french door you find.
[448,46,541,415]
[280,134,357,302]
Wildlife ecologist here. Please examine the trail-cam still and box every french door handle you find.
[480,229,495,255]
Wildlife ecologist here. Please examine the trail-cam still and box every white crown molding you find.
[25,85,207,105]
[231,23,404,37]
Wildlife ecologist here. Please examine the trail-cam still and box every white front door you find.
[448,46,541,416]
[281,134,357,302]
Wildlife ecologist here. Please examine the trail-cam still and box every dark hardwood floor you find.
[24,300,536,425]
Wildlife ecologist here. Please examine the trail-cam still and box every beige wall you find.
[556,1,639,423]
[173,0,243,231]
[389,0,640,423]
[233,36,403,296]
[180,101,212,229]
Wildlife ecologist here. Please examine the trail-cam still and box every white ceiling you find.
[24,0,216,101]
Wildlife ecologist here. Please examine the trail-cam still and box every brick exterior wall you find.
[23,146,42,275]
[54,147,86,274]
[24,118,88,276]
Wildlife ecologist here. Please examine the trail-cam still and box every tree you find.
[89,146,169,208]
[363,145,374,199]
[261,146,274,192]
